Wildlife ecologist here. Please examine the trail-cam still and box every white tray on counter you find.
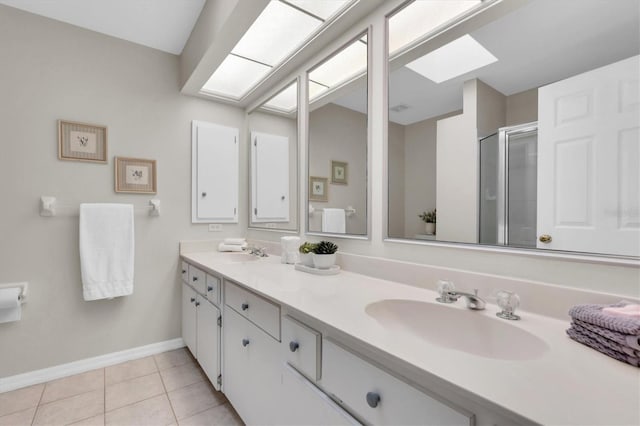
[294,263,340,275]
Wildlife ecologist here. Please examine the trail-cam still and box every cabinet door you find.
[280,364,360,426]
[192,120,239,223]
[223,305,281,425]
[251,131,290,223]
[197,297,221,390]
[181,284,197,357]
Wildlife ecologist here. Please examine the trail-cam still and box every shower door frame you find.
[495,121,538,246]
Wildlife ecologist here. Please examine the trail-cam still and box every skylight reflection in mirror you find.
[263,80,298,113]
[202,0,351,99]
[308,35,367,102]
[389,0,482,56]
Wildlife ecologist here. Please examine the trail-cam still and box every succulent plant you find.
[313,240,338,255]
[299,242,317,254]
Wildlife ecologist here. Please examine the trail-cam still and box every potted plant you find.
[312,240,338,269]
[298,242,317,267]
[419,209,436,235]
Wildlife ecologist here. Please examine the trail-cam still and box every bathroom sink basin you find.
[365,299,549,360]
[215,252,260,262]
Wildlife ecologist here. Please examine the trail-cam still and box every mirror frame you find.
[247,77,301,234]
[305,26,373,240]
[382,0,639,266]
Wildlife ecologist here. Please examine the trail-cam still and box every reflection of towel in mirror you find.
[322,208,345,233]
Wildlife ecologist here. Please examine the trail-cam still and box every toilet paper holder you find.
[0,282,28,304]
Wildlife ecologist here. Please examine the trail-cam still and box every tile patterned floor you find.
[0,348,243,426]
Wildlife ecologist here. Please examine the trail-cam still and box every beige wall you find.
[0,6,246,377]
[308,103,367,235]
[387,122,405,237]
[506,88,538,126]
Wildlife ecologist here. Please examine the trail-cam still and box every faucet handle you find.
[496,290,521,320]
[436,280,455,303]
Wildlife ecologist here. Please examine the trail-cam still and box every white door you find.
[181,284,197,357]
[537,55,640,256]
[251,131,290,223]
[197,297,221,390]
[192,121,239,223]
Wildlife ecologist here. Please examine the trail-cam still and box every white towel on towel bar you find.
[322,208,346,234]
[79,204,134,301]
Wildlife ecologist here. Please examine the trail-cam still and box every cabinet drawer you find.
[205,274,220,305]
[188,265,206,294]
[180,261,189,283]
[225,281,280,340]
[282,315,321,381]
[321,340,472,426]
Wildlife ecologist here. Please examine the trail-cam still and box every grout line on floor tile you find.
[103,368,106,426]
[153,355,178,425]
[30,382,46,426]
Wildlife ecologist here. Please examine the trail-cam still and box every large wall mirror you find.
[248,80,299,231]
[387,0,640,258]
[307,30,369,236]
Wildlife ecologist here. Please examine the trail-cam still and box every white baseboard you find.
[0,338,185,393]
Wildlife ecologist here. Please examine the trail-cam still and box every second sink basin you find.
[365,299,549,360]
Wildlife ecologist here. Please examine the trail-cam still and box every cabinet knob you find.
[190,297,195,303]
[202,192,207,197]
[242,338,250,347]
[281,195,285,200]
[192,276,198,281]
[195,301,200,306]
[241,303,249,311]
[207,286,214,292]
[366,392,381,408]
[539,234,552,243]
[181,269,186,274]
[289,341,299,352]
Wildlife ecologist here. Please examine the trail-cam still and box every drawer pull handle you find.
[241,303,249,311]
[190,297,196,303]
[207,286,214,292]
[366,392,381,408]
[242,338,250,347]
[289,341,299,352]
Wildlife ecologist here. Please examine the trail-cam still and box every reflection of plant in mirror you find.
[313,241,338,254]
[299,242,317,254]
[419,209,436,223]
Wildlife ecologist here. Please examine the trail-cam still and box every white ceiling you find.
[334,0,640,125]
[0,0,205,54]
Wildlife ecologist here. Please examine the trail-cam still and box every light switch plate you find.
[208,224,222,232]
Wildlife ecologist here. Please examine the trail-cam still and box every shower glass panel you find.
[479,133,499,245]
[506,129,537,248]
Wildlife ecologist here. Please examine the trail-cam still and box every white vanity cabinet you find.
[223,281,281,425]
[181,263,222,390]
[321,339,472,425]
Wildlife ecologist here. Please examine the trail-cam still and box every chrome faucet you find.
[437,288,486,310]
[244,245,269,257]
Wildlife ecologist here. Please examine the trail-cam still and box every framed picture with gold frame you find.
[115,157,157,194]
[331,160,348,185]
[309,176,328,202]
[58,120,107,163]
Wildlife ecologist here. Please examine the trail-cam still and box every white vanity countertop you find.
[181,251,640,425]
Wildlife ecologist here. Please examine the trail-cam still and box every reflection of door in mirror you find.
[307,32,368,236]
[248,81,298,231]
[387,0,639,258]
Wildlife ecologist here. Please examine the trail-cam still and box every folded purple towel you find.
[569,302,640,335]
[572,322,640,357]
[567,326,639,367]
[574,319,640,350]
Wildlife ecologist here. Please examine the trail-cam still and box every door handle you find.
[539,234,552,243]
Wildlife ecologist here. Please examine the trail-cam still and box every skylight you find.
[405,34,498,83]
[308,35,367,102]
[202,0,350,100]
[389,0,482,56]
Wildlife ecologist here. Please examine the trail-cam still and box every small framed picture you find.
[58,120,107,163]
[309,176,328,202]
[115,157,157,194]
[331,160,348,185]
